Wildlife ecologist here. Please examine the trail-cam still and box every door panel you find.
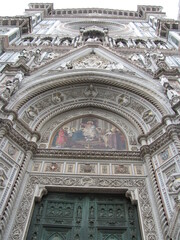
[27,193,141,240]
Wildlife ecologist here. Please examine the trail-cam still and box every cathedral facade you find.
[0,3,180,240]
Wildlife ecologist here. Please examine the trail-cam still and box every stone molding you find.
[0,119,37,153]
[1,118,180,157]
[9,175,158,240]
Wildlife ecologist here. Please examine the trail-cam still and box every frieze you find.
[32,161,144,176]
[9,175,158,240]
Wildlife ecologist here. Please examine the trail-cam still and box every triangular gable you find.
[30,45,149,80]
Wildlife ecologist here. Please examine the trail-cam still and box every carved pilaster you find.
[144,154,168,239]
[0,119,13,141]
[0,150,33,237]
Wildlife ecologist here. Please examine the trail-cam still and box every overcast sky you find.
[0,0,179,19]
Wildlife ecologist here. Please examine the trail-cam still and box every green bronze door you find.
[27,193,141,240]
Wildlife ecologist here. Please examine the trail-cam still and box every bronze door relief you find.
[27,193,141,240]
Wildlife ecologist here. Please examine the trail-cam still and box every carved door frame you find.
[9,175,158,240]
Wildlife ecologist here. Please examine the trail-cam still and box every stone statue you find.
[166,88,179,100]
[33,49,42,64]
[160,75,169,88]
[18,49,31,63]
[2,74,23,99]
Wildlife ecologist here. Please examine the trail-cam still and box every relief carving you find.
[84,84,98,98]
[117,94,131,107]
[0,168,7,187]
[7,144,17,156]
[142,110,155,124]
[2,71,24,100]
[52,92,64,104]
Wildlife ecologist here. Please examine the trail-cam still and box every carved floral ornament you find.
[9,175,158,240]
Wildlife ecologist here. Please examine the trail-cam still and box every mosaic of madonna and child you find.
[51,117,127,150]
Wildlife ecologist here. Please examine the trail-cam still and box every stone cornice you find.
[1,119,179,159]
[0,118,37,153]
[140,124,180,156]
[35,148,141,160]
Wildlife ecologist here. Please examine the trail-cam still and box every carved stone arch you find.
[15,79,164,135]
[7,71,171,117]
[30,102,145,134]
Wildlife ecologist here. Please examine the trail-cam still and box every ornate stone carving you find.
[2,71,24,100]
[142,110,155,124]
[117,94,131,106]
[9,176,158,240]
[0,168,7,187]
[25,106,38,120]
[7,144,17,156]
[160,75,180,106]
[52,92,64,104]
[167,174,180,194]
[84,84,98,98]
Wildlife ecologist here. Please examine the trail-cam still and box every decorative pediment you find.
[37,46,140,77]
[55,52,130,73]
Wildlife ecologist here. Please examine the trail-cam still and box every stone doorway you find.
[27,192,141,240]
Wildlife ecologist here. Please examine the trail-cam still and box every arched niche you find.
[49,115,128,151]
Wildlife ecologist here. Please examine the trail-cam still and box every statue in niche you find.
[117,41,125,47]
[61,39,70,46]
[116,207,123,218]
[89,206,94,217]
[77,206,82,217]
[108,208,113,218]
[84,84,98,98]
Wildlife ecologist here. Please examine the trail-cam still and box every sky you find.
[0,0,179,19]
